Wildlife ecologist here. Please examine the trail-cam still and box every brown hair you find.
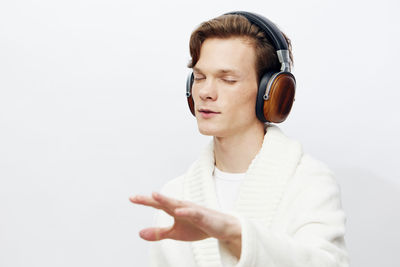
[188,14,293,81]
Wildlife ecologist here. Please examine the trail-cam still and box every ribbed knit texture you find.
[150,125,348,267]
[183,125,302,267]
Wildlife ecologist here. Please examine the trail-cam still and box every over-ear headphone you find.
[185,11,296,123]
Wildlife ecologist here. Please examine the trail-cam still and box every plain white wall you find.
[0,0,399,266]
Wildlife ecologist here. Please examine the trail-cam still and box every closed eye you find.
[222,79,237,84]
[193,74,205,81]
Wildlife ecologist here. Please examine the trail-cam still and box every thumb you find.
[139,225,173,241]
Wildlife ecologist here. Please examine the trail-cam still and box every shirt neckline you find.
[213,166,246,181]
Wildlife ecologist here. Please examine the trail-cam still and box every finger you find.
[129,195,163,210]
[130,195,175,216]
[174,207,238,240]
[139,226,173,241]
[152,192,187,210]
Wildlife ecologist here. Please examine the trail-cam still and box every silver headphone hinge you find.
[277,50,291,72]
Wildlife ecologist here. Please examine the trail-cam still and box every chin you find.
[196,120,215,136]
[197,122,228,137]
[198,127,217,136]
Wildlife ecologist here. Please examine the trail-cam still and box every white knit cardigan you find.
[149,125,349,267]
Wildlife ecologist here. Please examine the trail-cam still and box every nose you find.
[195,79,217,101]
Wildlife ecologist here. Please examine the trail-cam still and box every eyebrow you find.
[193,67,241,76]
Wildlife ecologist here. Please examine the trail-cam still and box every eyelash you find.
[193,76,236,84]
[223,79,236,84]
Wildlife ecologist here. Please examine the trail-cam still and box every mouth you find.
[198,108,221,118]
[198,108,221,114]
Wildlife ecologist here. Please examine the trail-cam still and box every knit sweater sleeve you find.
[221,155,349,267]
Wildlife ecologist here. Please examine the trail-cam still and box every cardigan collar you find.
[183,125,303,267]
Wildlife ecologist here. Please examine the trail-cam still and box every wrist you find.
[221,216,242,258]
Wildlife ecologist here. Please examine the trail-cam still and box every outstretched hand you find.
[129,192,242,258]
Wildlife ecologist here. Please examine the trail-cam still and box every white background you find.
[1,0,399,266]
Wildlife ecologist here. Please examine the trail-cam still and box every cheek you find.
[191,86,199,102]
[229,85,258,112]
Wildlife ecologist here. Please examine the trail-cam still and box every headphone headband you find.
[224,11,291,72]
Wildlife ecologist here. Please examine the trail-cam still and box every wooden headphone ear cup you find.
[264,72,296,123]
[256,71,275,122]
[187,96,195,116]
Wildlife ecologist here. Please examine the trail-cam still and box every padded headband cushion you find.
[224,11,288,50]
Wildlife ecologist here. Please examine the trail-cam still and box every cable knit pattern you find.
[149,125,349,267]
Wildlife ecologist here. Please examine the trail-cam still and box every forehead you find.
[194,37,256,75]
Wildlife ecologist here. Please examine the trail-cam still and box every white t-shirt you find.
[212,166,245,212]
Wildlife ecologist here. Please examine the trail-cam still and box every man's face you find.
[192,37,261,137]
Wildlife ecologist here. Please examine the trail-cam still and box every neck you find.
[213,123,265,173]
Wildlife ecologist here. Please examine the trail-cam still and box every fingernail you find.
[140,229,149,239]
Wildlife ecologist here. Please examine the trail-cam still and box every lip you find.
[198,108,221,119]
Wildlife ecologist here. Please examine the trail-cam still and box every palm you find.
[166,217,208,241]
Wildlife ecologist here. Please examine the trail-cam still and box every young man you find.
[130,12,349,267]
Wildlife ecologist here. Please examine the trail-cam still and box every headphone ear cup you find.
[256,72,296,123]
[264,72,296,123]
[256,71,275,122]
[186,72,195,116]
